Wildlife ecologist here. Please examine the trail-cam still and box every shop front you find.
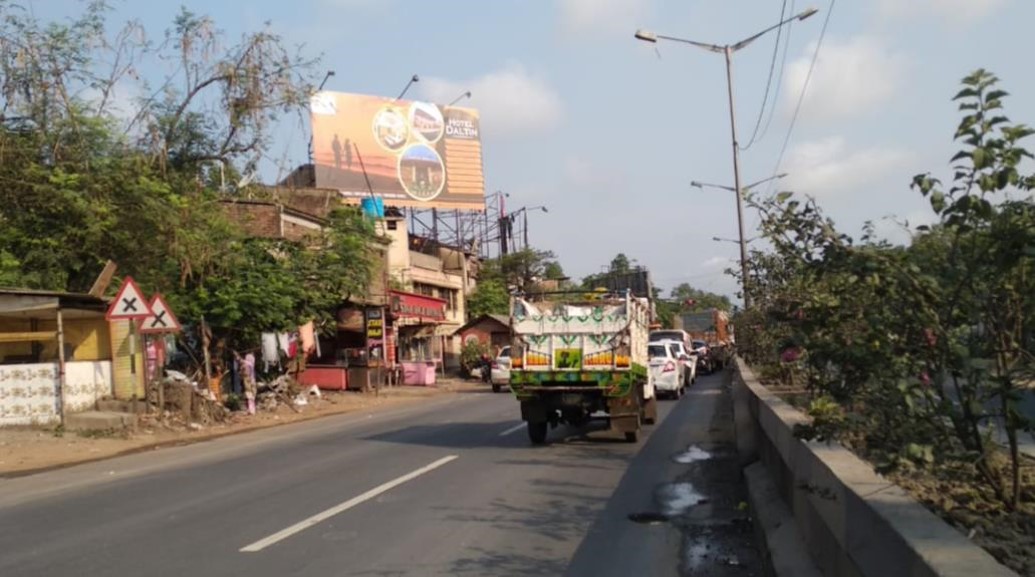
[389,290,447,386]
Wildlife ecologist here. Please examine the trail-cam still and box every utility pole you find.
[634,6,818,309]
[723,45,751,309]
[523,210,529,251]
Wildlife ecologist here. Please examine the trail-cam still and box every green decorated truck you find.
[507,290,657,445]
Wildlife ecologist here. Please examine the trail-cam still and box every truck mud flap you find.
[520,400,547,423]
[609,413,640,433]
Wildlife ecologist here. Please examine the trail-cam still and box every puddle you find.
[657,482,707,516]
[683,541,710,570]
[674,445,712,464]
[627,511,669,525]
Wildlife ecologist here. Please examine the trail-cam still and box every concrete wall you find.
[731,358,1017,577]
[0,360,113,425]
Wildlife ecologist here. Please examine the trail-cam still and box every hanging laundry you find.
[299,321,316,356]
[287,333,299,359]
[261,333,279,370]
[243,353,256,383]
[277,333,291,357]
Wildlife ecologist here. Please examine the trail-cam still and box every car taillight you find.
[663,362,675,373]
[491,361,499,369]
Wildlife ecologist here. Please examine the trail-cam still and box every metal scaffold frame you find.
[405,191,527,259]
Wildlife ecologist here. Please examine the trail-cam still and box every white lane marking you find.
[499,423,526,437]
[240,455,459,552]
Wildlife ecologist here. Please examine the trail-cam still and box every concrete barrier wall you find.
[732,358,1017,577]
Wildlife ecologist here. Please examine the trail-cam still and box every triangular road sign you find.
[106,276,152,320]
[138,294,182,334]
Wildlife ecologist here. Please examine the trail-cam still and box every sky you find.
[30,0,1035,302]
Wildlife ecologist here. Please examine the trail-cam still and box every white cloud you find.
[419,63,562,137]
[701,256,729,268]
[875,0,1007,24]
[559,0,648,34]
[783,136,911,196]
[784,36,907,120]
[870,210,936,245]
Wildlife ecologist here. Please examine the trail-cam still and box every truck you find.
[508,290,657,445]
[680,309,734,369]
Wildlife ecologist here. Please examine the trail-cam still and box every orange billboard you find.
[310,91,485,210]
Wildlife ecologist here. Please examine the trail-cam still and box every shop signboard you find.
[389,290,447,321]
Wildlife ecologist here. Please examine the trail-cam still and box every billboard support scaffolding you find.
[404,191,510,260]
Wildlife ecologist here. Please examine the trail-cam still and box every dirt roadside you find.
[0,380,492,477]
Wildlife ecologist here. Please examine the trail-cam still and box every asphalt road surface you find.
[0,372,759,576]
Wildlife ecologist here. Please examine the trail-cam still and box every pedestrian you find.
[344,138,353,170]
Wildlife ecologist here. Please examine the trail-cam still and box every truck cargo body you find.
[509,291,656,444]
[680,309,734,368]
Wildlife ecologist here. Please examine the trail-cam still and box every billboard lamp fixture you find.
[317,70,335,91]
[450,91,472,106]
[397,74,420,100]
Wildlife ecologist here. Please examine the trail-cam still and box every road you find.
[0,372,759,576]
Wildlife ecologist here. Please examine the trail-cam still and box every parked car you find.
[490,346,511,393]
[660,339,697,387]
[648,342,686,399]
[650,329,692,351]
[691,339,713,374]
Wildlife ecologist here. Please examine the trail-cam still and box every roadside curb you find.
[744,461,822,577]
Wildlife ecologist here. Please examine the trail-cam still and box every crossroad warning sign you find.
[138,294,182,333]
[105,276,152,321]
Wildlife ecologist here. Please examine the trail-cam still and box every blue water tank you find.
[360,196,385,218]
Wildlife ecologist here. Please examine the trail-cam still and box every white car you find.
[490,346,511,393]
[660,339,697,387]
[648,342,686,399]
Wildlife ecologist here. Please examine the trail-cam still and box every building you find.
[454,314,511,354]
[382,214,478,372]
[0,289,125,425]
[225,188,481,376]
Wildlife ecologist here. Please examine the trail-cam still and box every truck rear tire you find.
[624,430,639,443]
[528,420,548,445]
[492,383,501,393]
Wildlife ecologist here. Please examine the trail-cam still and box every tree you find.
[543,260,566,281]
[744,69,1035,513]
[467,279,510,319]
[609,253,631,274]
[669,283,732,311]
[498,248,557,290]
[0,3,379,356]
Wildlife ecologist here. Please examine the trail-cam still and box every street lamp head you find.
[690,181,703,189]
[776,172,789,179]
[634,29,658,43]
[411,74,420,83]
[540,207,549,213]
[797,7,819,21]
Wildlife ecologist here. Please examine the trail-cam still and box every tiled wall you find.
[0,360,113,426]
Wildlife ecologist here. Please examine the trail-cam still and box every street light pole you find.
[723,45,751,308]
[634,7,818,309]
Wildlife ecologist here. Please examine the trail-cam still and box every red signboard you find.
[390,290,447,321]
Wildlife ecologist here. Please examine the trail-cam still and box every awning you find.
[0,295,58,315]
[400,325,436,338]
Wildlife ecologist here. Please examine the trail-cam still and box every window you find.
[648,344,668,359]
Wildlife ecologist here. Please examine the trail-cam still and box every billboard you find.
[310,91,485,210]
